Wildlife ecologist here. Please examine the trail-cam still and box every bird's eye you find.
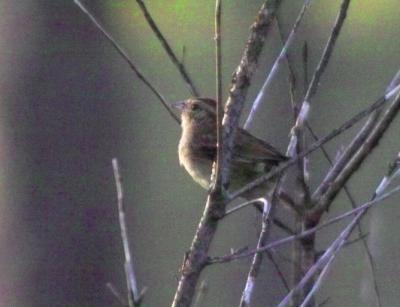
[192,104,199,111]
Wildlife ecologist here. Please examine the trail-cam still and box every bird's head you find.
[172,98,217,126]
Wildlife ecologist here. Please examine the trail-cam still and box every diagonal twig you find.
[245,0,313,129]
[135,0,199,96]
[287,0,352,156]
[267,250,291,292]
[73,0,179,123]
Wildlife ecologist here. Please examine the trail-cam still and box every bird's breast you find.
[178,137,212,190]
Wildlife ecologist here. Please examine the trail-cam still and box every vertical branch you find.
[193,280,208,307]
[285,1,352,305]
[239,200,272,307]
[112,159,145,307]
[214,0,223,188]
[171,2,282,306]
[278,209,364,307]
[135,0,200,96]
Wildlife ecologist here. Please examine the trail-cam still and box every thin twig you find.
[214,0,223,189]
[305,0,351,102]
[299,255,335,307]
[302,42,309,95]
[224,197,267,217]
[312,111,381,203]
[266,251,291,292]
[73,0,179,123]
[193,280,208,307]
[272,218,295,235]
[224,198,294,234]
[135,0,199,96]
[276,16,311,203]
[106,282,128,306]
[112,159,144,307]
[239,199,273,306]
[287,0,352,155]
[374,152,400,198]
[245,0,313,129]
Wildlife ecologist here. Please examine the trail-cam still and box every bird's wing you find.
[234,128,287,164]
[197,135,217,160]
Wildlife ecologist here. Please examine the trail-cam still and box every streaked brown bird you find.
[172,97,287,199]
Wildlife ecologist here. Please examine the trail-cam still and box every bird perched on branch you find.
[172,97,287,199]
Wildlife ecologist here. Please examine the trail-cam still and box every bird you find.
[172,97,288,199]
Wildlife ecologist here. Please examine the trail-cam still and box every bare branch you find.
[193,280,208,307]
[266,251,291,292]
[288,0,352,155]
[112,159,144,307]
[209,185,400,264]
[239,199,273,307]
[73,0,179,123]
[135,0,199,96]
[374,152,400,198]
[312,110,381,203]
[223,197,294,234]
[106,282,128,306]
[299,255,335,307]
[305,0,351,102]
[224,197,267,217]
[214,0,223,189]
[277,17,311,203]
[171,2,282,306]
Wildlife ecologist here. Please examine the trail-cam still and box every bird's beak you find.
[170,100,186,111]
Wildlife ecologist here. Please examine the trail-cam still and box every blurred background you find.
[0,0,399,306]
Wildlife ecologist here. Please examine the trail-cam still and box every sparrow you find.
[172,97,288,199]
